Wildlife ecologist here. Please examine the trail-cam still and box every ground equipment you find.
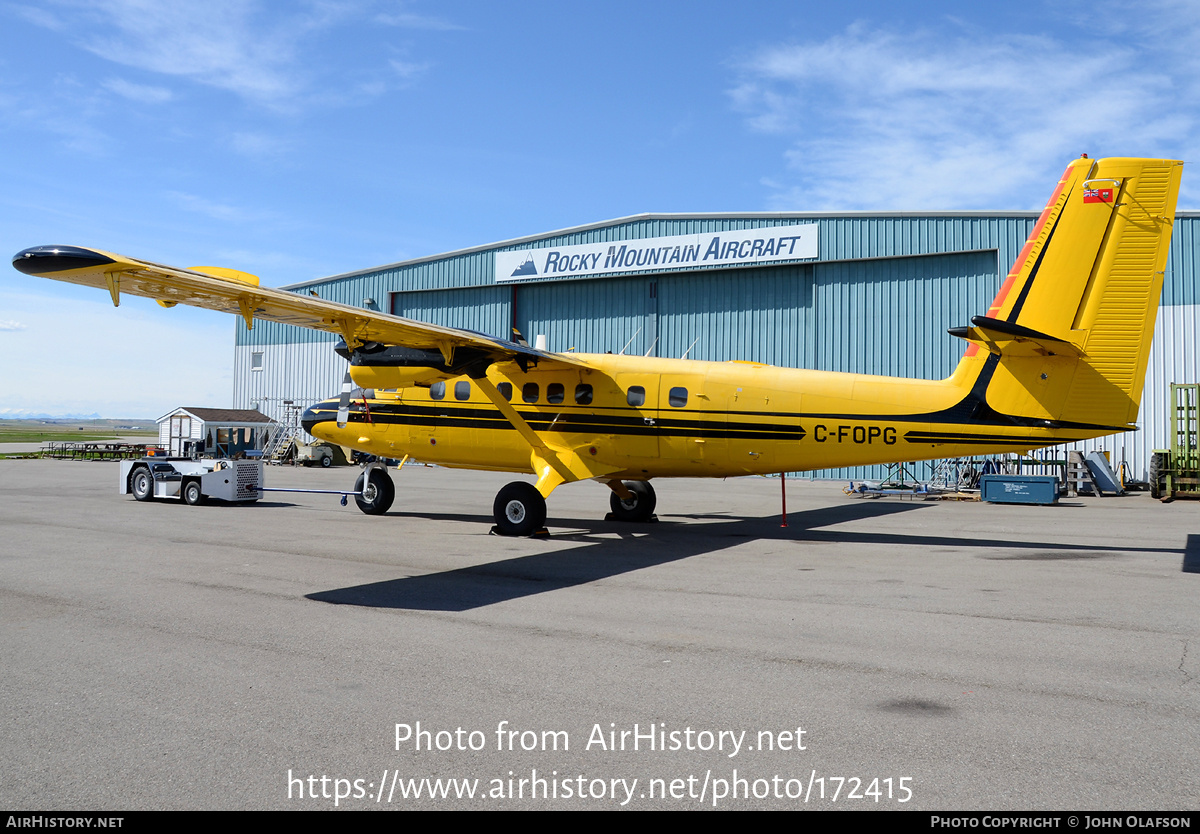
[1150,383,1200,500]
[120,457,263,504]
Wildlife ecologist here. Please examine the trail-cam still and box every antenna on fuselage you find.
[643,337,658,357]
[617,327,641,355]
[680,338,699,359]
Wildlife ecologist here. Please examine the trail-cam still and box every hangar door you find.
[515,264,816,366]
[516,274,653,356]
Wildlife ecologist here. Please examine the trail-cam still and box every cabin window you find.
[430,382,445,400]
[627,386,646,407]
[547,383,565,404]
[669,387,688,408]
[455,381,471,401]
[522,382,540,403]
[575,384,593,405]
[497,382,513,401]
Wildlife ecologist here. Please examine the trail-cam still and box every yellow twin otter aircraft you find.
[13,156,1183,535]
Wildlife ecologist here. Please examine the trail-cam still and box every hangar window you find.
[455,381,471,401]
[669,387,688,408]
[627,386,646,407]
[251,351,264,371]
[547,383,565,404]
[497,382,513,401]
[430,382,445,400]
[522,382,539,403]
[575,384,593,405]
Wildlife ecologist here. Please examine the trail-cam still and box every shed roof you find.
[158,407,273,425]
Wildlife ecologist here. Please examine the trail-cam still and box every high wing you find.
[12,244,587,374]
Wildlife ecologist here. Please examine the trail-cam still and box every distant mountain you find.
[0,410,150,422]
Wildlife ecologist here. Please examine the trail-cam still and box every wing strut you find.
[472,372,620,498]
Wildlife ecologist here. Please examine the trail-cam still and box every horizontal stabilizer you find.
[948,315,1083,357]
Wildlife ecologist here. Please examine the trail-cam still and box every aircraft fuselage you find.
[301,352,1090,479]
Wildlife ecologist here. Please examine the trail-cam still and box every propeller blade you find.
[336,370,353,428]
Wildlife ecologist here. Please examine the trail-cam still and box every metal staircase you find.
[263,401,303,465]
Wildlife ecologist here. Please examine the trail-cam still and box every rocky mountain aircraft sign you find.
[494,223,818,282]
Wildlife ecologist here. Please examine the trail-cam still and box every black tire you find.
[320,454,332,468]
[1149,452,1168,500]
[354,467,395,515]
[492,482,547,536]
[130,466,154,502]
[183,480,205,506]
[608,480,656,522]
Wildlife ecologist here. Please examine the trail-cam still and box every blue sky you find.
[3,0,1198,417]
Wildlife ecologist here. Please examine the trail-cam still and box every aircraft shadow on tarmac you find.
[1183,534,1200,574]
[306,501,1188,612]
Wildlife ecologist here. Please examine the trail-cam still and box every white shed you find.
[156,407,274,457]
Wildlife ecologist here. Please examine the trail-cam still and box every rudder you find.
[952,156,1182,433]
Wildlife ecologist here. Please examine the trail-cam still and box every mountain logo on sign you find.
[510,255,537,276]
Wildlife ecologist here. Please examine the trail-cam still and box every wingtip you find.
[13,245,115,276]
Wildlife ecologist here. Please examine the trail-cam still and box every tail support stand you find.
[780,473,788,528]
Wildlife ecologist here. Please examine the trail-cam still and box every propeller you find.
[336,370,353,428]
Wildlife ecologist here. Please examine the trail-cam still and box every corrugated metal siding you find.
[813,252,997,379]
[391,285,511,335]
[517,274,650,355]
[233,343,347,429]
[655,265,812,366]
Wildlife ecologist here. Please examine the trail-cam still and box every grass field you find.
[0,418,156,444]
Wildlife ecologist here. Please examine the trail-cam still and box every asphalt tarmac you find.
[1,459,1197,810]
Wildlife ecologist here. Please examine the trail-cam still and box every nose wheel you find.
[354,467,395,515]
[492,482,547,536]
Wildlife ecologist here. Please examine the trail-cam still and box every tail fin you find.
[949,156,1183,433]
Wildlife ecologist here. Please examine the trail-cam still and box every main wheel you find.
[354,467,395,515]
[493,482,547,536]
[183,480,205,506]
[608,480,656,522]
[130,466,154,502]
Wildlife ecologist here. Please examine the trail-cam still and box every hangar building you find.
[232,210,1200,481]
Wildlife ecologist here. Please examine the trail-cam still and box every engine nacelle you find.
[348,363,456,389]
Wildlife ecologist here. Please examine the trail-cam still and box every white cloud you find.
[166,190,274,223]
[731,9,1200,210]
[17,1,458,112]
[229,130,292,158]
[375,5,463,31]
[389,58,429,81]
[0,320,27,331]
[76,0,307,107]
[102,77,174,104]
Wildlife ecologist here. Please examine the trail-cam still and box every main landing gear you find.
[487,479,656,536]
[607,480,657,522]
[492,482,547,537]
[347,466,657,536]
